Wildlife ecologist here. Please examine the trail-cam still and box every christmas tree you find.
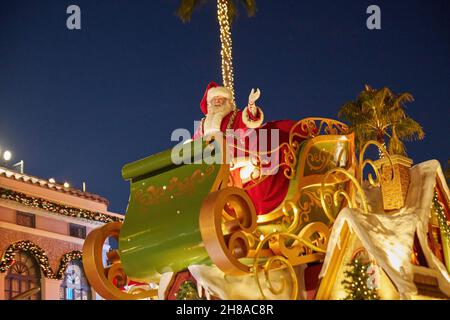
[342,259,380,300]
[176,280,204,300]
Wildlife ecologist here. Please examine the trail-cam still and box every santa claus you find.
[194,82,299,216]
[194,82,264,138]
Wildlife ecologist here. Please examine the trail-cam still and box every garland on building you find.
[55,250,83,279]
[0,241,83,280]
[0,240,55,278]
[341,259,379,300]
[0,187,123,224]
[433,190,450,239]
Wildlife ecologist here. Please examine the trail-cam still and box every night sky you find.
[0,0,449,214]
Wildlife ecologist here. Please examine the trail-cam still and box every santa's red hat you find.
[200,82,233,114]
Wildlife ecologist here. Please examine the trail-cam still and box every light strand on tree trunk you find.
[432,190,450,239]
[217,0,235,103]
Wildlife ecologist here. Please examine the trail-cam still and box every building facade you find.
[0,167,123,300]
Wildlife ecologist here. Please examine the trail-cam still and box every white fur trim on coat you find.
[242,106,264,128]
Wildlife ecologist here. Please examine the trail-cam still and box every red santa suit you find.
[194,82,264,139]
[194,82,301,215]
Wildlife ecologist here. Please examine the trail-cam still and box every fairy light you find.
[432,190,450,239]
[217,0,235,103]
[0,241,83,280]
[342,258,379,300]
[0,240,54,277]
[56,251,83,279]
[0,187,123,223]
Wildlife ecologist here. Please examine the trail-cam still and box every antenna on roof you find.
[12,160,24,174]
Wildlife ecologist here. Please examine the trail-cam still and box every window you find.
[60,260,91,300]
[16,212,35,228]
[5,251,41,300]
[69,223,86,239]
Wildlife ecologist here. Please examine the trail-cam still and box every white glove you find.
[248,88,261,115]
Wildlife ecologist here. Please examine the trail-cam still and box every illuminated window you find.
[60,260,91,300]
[4,251,41,300]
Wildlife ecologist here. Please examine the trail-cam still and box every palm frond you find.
[392,92,414,109]
[177,1,258,23]
[227,1,238,21]
[387,105,406,121]
[238,0,257,17]
[352,123,377,151]
[388,131,407,156]
[337,85,423,157]
[338,102,359,122]
[385,92,413,122]
[394,117,425,141]
[227,0,258,21]
[176,0,207,23]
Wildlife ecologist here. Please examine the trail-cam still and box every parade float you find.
[82,1,450,300]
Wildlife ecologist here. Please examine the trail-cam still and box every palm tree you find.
[338,85,425,156]
[176,0,257,102]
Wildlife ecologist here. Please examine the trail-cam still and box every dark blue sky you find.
[0,0,449,213]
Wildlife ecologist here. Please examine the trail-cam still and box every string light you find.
[56,251,83,279]
[217,0,235,103]
[0,187,123,223]
[0,241,83,280]
[432,190,450,239]
[342,258,379,300]
[0,240,54,277]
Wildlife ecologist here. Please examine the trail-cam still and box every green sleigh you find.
[83,118,356,300]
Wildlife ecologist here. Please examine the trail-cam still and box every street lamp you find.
[3,150,11,161]
[1,149,12,167]
[0,149,24,173]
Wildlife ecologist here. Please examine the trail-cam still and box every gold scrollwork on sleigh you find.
[82,222,158,300]
[199,187,258,275]
[226,118,350,189]
[252,221,330,300]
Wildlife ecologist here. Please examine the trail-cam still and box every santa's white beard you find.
[203,100,234,135]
